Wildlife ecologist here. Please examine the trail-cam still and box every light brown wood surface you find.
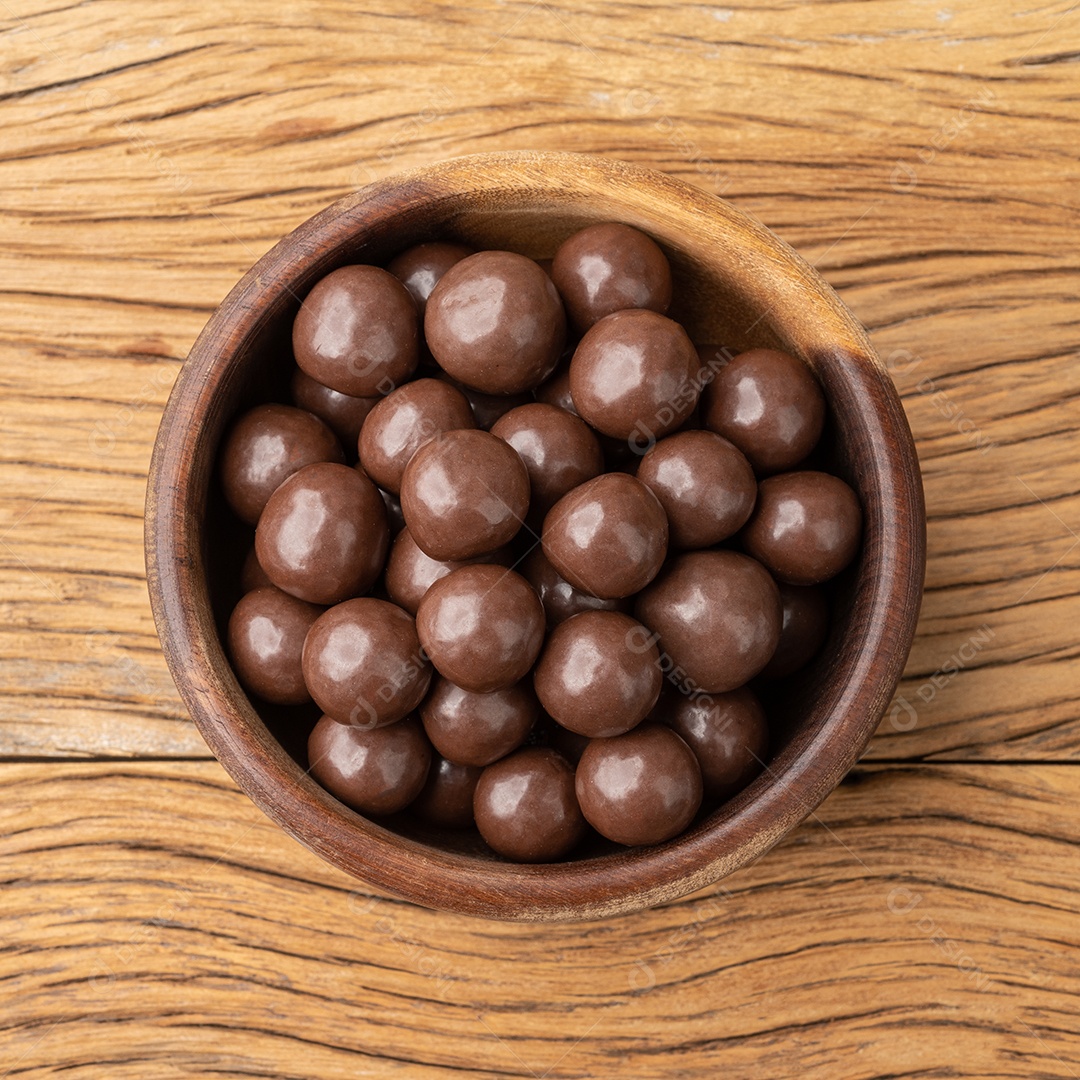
[1,0,1077,1075]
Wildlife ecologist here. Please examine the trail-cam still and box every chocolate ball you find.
[411,756,482,829]
[491,402,603,518]
[400,429,529,561]
[520,547,627,627]
[534,611,662,738]
[542,473,668,599]
[569,309,700,442]
[308,713,431,816]
[635,550,782,694]
[421,677,539,767]
[551,222,672,332]
[474,748,585,862]
[425,251,566,394]
[387,241,474,316]
[656,687,768,800]
[227,586,322,705]
[534,366,577,415]
[256,462,389,605]
[576,725,702,846]
[416,564,545,693]
[240,546,273,593]
[293,264,419,397]
[358,378,476,494]
[760,583,830,678]
[701,348,825,474]
[636,430,757,549]
[220,403,345,525]
[290,368,379,450]
[742,470,862,585]
[302,597,431,728]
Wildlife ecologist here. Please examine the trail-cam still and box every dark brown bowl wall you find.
[146,151,925,921]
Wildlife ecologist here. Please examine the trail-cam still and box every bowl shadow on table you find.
[202,222,866,874]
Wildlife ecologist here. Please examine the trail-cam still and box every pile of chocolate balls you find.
[220,222,862,862]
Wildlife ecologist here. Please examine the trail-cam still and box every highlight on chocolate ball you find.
[214,220,864,864]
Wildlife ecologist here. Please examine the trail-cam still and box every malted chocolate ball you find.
[387,241,474,316]
[474,748,585,862]
[421,677,539,767]
[384,526,511,616]
[742,470,862,585]
[760,583,830,678]
[636,429,757,549]
[308,713,431,816]
[400,429,529,561]
[425,250,566,394]
[701,348,825,474]
[411,756,482,829]
[552,222,672,332]
[576,725,702,846]
[416,564,545,693]
[534,611,662,738]
[290,368,380,451]
[520,547,627,627]
[635,550,782,693]
[491,402,603,518]
[569,309,700,442]
[656,687,768,800]
[534,366,577,415]
[542,473,668,599]
[302,597,431,728]
[227,586,322,705]
[293,264,419,396]
[255,462,388,605]
[220,403,345,525]
[358,378,475,494]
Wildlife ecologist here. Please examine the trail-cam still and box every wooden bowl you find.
[146,151,925,921]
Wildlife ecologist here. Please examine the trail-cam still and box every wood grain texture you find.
[3,760,1079,1077]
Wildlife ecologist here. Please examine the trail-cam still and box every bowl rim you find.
[146,150,926,921]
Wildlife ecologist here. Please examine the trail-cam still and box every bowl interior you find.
[148,152,924,920]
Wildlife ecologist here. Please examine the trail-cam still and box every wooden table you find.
[2,1,1078,1075]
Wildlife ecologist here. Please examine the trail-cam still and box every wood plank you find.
[0,0,1078,758]
[2,760,1079,1077]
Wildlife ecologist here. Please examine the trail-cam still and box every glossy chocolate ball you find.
[635,550,782,693]
[387,241,474,315]
[400,429,529,561]
[308,713,431,816]
[569,309,700,442]
[701,348,825,474]
[302,597,431,728]
[255,462,388,605]
[416,565,545,693]
[411,756,482,829]
[290,368,379,450]
[552,222,672,332]
[240,546,273,593]
[534,366,577,415]
[520,547,627,627]
[576,725,702,846]
[542,473,668,599]
[636,429,757,549]
[358,378,475,494]
[220,404,345,525]
[742,470,862,585]
[227,586,322,705]
[491,402,603,517]
[760,583,830,678]
[425,251,566,394]
[421,677,539,767]
[534,611,662,738]
[293,264,419,397]
[474,748,585,862]
[657,687,768,800]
